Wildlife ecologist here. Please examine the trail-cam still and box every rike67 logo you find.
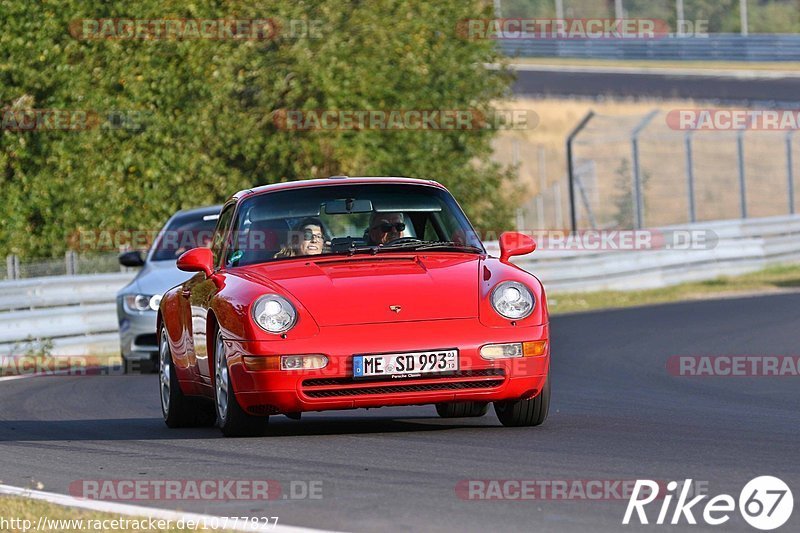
[623,476,793,530]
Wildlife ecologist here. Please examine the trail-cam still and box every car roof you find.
[229,177,445,203]
[172,204,223,218]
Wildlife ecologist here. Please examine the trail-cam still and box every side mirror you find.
[177,248,214,277]
[499,232,536,263]
[119,250,145,268]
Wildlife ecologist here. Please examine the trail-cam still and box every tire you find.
[494,375,550,427]
[435,401,489,418]
[159,327,215,428]
[213,330,269,437]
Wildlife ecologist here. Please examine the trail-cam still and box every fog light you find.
[280,355,328,370]
[480,343,523,360]
[523,341,548,357]
[243,356,280,371]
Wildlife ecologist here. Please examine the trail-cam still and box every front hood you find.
[240,254,481,326]
[123,260,194,296]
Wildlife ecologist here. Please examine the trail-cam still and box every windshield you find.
[225,183,484,267]
[150,211,220,262]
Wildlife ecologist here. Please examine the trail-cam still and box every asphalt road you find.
[511,67,800,104]
[1,293,799,532]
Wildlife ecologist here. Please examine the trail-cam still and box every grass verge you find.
[549,264,800,315]
[0,495,219,532]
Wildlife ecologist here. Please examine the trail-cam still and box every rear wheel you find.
[213,331,269,437]
[160,327,215,428]
[494,375,550,427]
[435,402,489,418]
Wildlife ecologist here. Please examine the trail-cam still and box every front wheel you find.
[160,327,215,428]
[494,375,550,427]
[435,402,489,418]
[213,331,269,437]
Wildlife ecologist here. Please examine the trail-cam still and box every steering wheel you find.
[384,237,423,246]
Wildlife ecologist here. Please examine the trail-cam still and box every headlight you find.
[123,294,162,312]
[252,294,297,334]
[491,281,534,319]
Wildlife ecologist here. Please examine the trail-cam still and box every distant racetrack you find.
[1,293,799,532]
[510,64,800,104]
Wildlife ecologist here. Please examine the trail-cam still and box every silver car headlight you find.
[252,294,297,333]
[123,294,162,312]
[491,281,534,320]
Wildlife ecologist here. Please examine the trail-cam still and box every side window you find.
[211,204,235,269]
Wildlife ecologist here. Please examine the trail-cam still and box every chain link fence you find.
[519,110,800,231]
[3,252,129,281]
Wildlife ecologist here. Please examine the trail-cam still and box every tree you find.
[0,0,519,258]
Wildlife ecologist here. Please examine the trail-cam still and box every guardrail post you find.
[65,251,78,276]
[685,132,697,223]
[631,111,658,229]
[737,130,748,218]
[787,131,795,215]
[566,111,595,233]
[6,254,20,280]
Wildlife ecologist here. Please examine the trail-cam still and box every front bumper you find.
[222,319,549,415]
[117,303,158,361]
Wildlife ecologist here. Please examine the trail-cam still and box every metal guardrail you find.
[0,273,134,355]
[499,34,800,62]
[2,214,800,355]
[495,215,800,292]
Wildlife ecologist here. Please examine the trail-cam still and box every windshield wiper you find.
[413,241,484,253]
[379,240,483,254]
[327,240,484,257]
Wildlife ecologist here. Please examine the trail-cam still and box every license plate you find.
[353,349,458,379]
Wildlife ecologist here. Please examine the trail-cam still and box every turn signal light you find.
[243,356,280,371]
[523,341,548,357]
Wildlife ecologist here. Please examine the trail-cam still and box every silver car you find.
[116,205,221,372]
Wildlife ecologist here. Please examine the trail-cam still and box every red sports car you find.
[158,177,550,436]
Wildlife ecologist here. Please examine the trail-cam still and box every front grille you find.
[302,369,505,398]
[304,369,504,387]
[304,379,504,398]
[134,333,158,347]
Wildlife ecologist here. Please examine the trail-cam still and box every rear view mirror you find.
[177,247,214,276]
[324,198,374,214]
[499,232,536,263]
[119,250,145,267]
